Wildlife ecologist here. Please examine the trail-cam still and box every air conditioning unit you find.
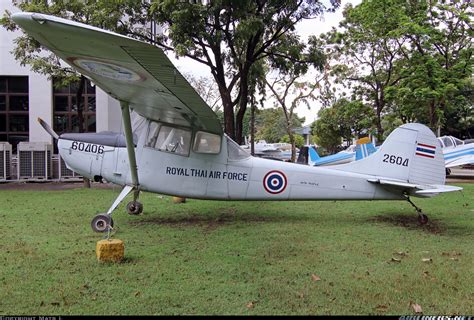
[0,142,12,181]
[58,154,82,181]
[17,142,53,180]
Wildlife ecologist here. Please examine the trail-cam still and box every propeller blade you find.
[37,117,59,140]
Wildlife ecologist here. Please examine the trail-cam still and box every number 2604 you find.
[383,154,408,167]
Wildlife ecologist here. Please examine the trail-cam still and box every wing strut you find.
[120,101,139,189]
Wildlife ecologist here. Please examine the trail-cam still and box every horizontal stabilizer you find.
[415,185,463,194]
[368,178,462,197]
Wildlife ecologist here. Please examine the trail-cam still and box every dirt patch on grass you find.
[0,181,117,191]
[369,213,473,237]
[129,208,277,231]
[369,213,446,234]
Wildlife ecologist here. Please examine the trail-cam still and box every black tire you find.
[91,214,114,233]
[126,201,143,215]
[418,214,429,225]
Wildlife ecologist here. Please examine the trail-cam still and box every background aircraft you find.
[437,135,474,173]
[307,137,378,166]
[13,12,462,232]
[240,140,296,161]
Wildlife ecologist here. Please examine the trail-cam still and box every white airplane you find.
[241,140,296,161]
[437,135,474,173]
[12,12,462,231]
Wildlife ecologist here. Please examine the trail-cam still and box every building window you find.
[53,78,96,134]
[0,76,29,151]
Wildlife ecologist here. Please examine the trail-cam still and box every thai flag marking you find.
[416,143,436,159]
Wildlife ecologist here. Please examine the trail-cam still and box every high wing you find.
[446,156,474,168]
[12,12,222,134]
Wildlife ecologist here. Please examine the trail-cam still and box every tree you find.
[150,0,340,143]
[311,98,375,152]
[337,99,375,139]
[280,134,305,148]
[322,0,407,140]
[255,108,304,144]
[393,0,473,134]
[311,107,341,154]
[265,74,320,161]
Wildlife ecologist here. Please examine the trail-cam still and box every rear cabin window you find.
[226,135,250,160]
[193,131,221,154]
[146,123,191,156]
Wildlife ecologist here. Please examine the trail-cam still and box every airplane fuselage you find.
[57,126,402,202]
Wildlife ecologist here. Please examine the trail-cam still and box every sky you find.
[165,0,362,126]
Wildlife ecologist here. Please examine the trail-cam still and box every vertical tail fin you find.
[308,146,320,165]
[333,123,445,186]
[355,137,377,161]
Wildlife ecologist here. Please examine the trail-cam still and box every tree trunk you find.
[250,97,255,156]
[218,85,235,140]
[235,96,248,145]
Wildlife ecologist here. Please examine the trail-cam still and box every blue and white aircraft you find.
[13,12,462,231]
[437,136,474,171]
[309,138,378,166]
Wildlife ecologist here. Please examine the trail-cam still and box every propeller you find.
[37,117,59,140]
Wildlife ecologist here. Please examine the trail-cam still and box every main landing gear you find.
[91,185,143,233]
[403,193,428,225]
[126,200,143,215]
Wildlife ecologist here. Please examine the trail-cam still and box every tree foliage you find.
[150,0,340,143]
[311,98,375,152]
[321,0,473,139]
[393,0,473,135]
[255,108,304,144]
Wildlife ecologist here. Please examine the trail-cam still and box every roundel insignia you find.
[69,58,144,82]
[263,170,287,194]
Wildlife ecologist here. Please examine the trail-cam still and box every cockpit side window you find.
[453,137,463,146]
[193,131,221,154]
[442,136,453,148]
[146,122,191,156]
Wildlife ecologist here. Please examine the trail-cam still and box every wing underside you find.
[12,12,222,134]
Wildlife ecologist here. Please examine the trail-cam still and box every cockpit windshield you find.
[131,111,148,138]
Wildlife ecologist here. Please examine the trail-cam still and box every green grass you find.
[0,183,473,315]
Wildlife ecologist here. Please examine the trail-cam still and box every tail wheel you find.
[418,213,429,225]
[91,214,114,233]
[126,201,143,215]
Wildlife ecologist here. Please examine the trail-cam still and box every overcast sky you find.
[166,0,362,126]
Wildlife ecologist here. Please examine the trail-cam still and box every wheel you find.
[126,200,143,215]
[418,213,429,225]
[91,214,114,233]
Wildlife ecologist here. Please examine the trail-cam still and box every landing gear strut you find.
[90,102,143,234]
[90,185,142,233]
[403,193,429,225]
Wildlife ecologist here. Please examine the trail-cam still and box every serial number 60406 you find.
[71,141,104,154]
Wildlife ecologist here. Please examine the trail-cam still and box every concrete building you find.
[0,0,122,153]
